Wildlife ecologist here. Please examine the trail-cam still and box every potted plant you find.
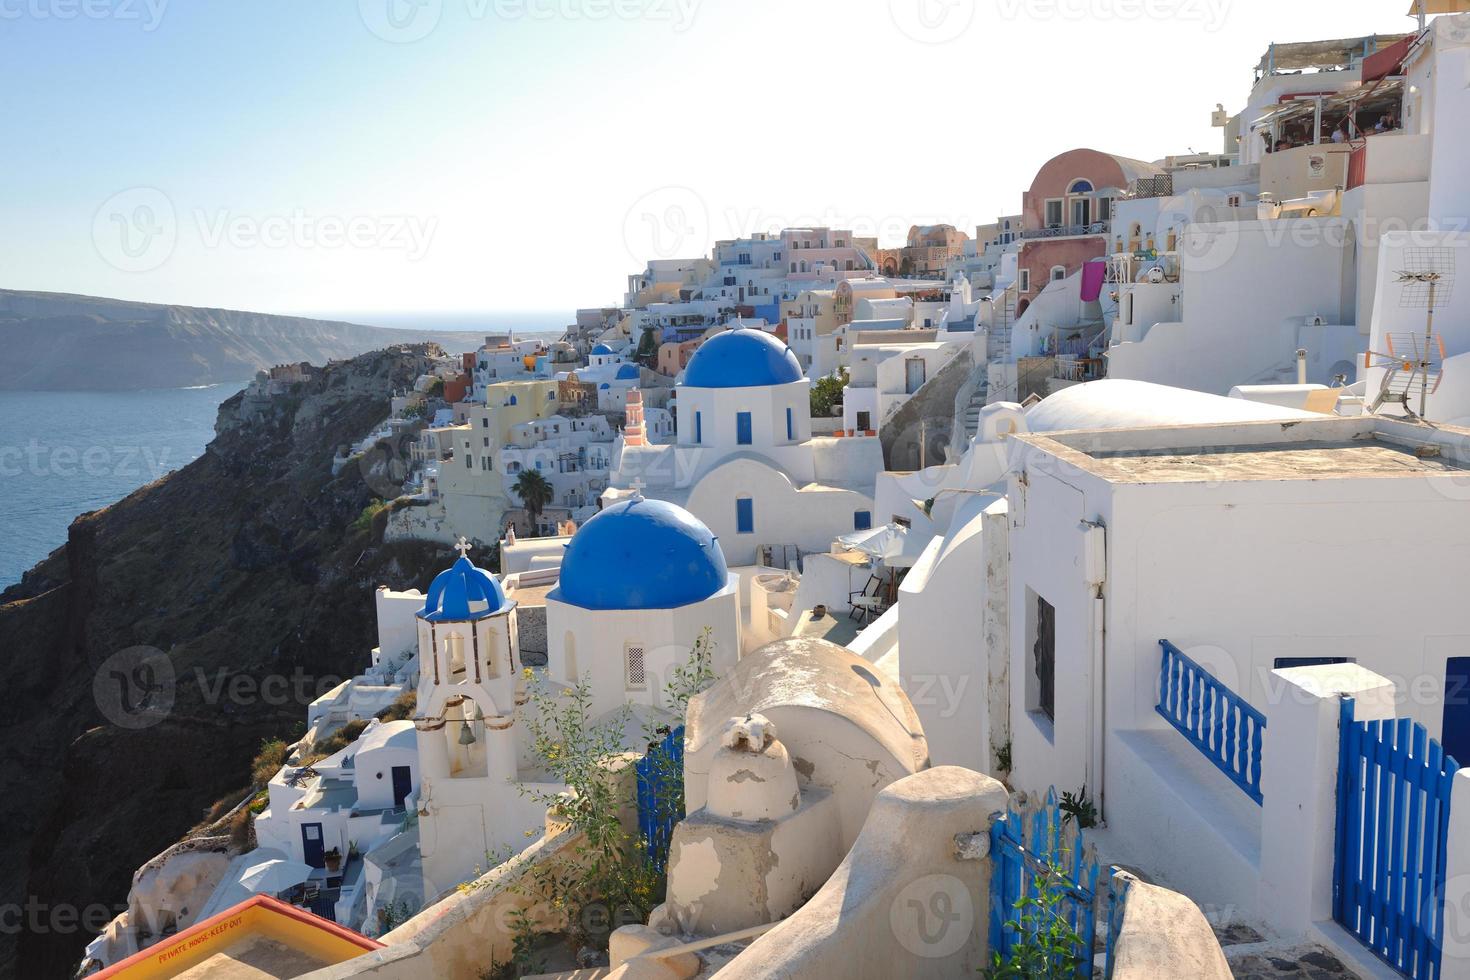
[324,847,342,873]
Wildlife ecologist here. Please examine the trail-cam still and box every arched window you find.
[1050,265,1067,282]
[1067,178,1094,194]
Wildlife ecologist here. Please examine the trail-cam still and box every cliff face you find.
[0,346,454,979]
[0,289,487,391]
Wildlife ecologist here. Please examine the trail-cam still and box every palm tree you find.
[511,469,555,536]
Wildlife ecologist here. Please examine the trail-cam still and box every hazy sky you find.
[0,0,1417,318]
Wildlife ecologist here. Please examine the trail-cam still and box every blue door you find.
[392,766,413,808]
[736,412,752,445]
[736,498,754,534]
[1443,656,1470,765]
[301,823,326,869]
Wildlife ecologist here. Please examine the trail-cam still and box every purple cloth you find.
[1080,259,1107,302]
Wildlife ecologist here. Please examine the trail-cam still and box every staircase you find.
[957,285,1019,443]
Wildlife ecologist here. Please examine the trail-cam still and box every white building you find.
[410,552,557,900]
[543,497,742,724]
[606,327,882,567]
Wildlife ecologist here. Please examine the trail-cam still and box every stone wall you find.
[880,349,972,471]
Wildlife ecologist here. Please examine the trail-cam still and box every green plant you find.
[995,740,1012,773]
[985,861,1085,979]
[427,377,446,397]
[251,739,290,786]
[352,499,389,534]
[512,470,555,535]
[377,690,417,722]
[1059,787,1097,830]
[312,718,369,758]
[402,400,429,420]
[810,370,848,418]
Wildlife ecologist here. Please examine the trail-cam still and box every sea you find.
[0,311,575,589]
[0,385,240,589]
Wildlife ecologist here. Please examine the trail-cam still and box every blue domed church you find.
[605,325,882,566]
[544,496,741,722]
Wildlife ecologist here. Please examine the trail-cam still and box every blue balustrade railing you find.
[635,725,685,873]
[1155,639,1266,805]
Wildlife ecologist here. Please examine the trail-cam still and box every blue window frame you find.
[694,411,702,444]
[854,510,872,531]
[736,411,752,445]
[736,498,754,534]
[785,407,794,441]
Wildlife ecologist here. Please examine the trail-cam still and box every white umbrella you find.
[836,523,925,568]
[238,857,316,895]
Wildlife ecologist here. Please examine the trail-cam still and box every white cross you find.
[628,478,646,499]
[454,536,472,559]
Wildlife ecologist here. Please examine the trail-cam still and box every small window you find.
[736,411,753,445]
[785,407,794,441]
[854,510,872,531]
[1045,199,1064,227]
[625,643,646,690]
[1029,592,1055,722]
[1050,265,1067,282]
[1273,656,1352,669]
[465,454,473,469]
[736,497,754,534]
[1019,269,1031,292]
[694,411,702,444]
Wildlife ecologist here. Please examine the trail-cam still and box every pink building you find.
[1015,149,1162,315]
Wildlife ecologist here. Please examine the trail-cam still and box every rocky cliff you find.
[0,346,456,978]
[0,289,487,391]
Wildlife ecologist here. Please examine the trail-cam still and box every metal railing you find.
[1156,639,1266,805]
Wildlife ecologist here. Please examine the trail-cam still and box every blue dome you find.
[555,498,728,610]
[591,343,614,356]
[616,363,640,380]
[682,328,803,388]
[420,556,511,621]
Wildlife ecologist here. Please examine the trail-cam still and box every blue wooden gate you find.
[989,788,1103,978]
[635,725,685,873]
[1334,697,1458,979]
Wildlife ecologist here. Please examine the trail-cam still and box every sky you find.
[0,0,1420,321]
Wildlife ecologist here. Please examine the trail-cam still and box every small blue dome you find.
[616,363,640,380]
[591,343,614,356]
[555,498,728,610]
[599,382,611,389]
[420,556,511,621]
[682,328,803,389]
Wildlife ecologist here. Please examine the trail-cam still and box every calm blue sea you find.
[0,385,239,589]
[0,312,574,589]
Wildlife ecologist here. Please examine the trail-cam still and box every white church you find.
[605,326,882,566]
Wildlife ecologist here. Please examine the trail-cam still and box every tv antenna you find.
[1366,248,1455,419]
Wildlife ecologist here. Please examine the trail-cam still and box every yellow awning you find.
[1407,0,1470,15]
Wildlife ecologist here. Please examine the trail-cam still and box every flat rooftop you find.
[172,936,332,979]
[1019,416,1470,484]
